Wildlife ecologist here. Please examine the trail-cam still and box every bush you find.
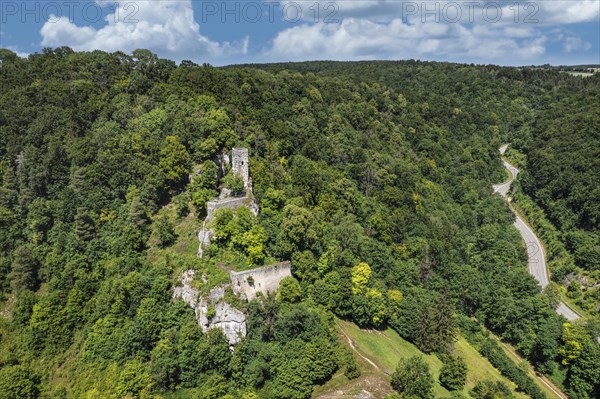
[224,171,245,196]
[0,365,39,399]
[391,356,434,399]
[206,305,217,320]
[470,380,514,399]
[439,355,467,391]
[344,355,361,380]
[154,212,176,248]
[277,276,302,303]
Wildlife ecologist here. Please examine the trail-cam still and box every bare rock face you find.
[247,196,259,216]
[172,269,197,306]
[198,301,246,345]
[197,226,213,257]
[356,391,376,399]
[172,269,246,345]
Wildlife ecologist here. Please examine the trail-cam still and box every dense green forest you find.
[502,85,600,314]
[0,48,598,399]
[520,90,600,270]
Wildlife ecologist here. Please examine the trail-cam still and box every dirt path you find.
[494,337,568,399]
[338,324,380,370]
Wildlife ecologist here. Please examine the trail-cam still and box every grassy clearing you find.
[563,71,595,77]
[454,338,515,392]
[146,207,232,293]
[322,319,531,399]
[172,211,203,258]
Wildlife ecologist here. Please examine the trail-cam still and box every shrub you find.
[439,355,467,391]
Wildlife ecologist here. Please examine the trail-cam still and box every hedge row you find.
[459,316,547,399]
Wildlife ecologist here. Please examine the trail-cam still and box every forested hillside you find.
[520,91,600,271]
[0,49,598,399]
[503,83,600,315]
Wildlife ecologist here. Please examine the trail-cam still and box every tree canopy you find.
[0,48,598,398]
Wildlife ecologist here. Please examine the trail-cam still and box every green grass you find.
[172,211,203,258]
[146,207,232,294]
[454,338,517,393]
[563,71,595,77]
[334,319,529,399]
[339,320,442,373]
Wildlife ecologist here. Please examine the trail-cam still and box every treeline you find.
[0,49,599,398]
[460,317,545,399]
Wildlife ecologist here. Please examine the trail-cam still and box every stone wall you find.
[230,261,292,301]
[197,147,258,258]
[206,195,256,220]
[198,194,259,257]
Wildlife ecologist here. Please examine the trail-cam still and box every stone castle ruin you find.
[231,147,250,189]
[172,270,246,345]
[173,147,292,345]
[197,147,258,258]
[231,262,292,301]
[172,261,292,345]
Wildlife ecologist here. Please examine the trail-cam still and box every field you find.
[313,319,532,399]
[563,71,596,77]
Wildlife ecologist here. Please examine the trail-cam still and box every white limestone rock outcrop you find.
[172,269,247,345]
[172,269,197,306]
[199,301,246,344]
[197,224,214,258]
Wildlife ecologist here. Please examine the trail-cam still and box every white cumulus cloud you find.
[40,0,248,62]
[266,18,547,64]
[4,46,30,58]
[282,1,600,25]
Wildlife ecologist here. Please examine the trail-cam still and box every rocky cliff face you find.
[172,269,246,345]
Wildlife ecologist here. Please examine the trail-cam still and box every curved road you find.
[493,145,580,321]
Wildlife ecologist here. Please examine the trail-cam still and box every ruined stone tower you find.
[232,147,249,189]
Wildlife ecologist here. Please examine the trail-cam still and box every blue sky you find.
[1,1,599,65]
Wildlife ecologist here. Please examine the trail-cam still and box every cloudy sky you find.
[1,0,599,65]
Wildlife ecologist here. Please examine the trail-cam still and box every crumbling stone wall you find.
[232,147,249,189]
[230,262,292,301]
[206,195,257,220]
[197,195,258,257]
[197,147,258,258]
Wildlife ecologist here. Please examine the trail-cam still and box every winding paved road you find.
[493,145,580,321]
